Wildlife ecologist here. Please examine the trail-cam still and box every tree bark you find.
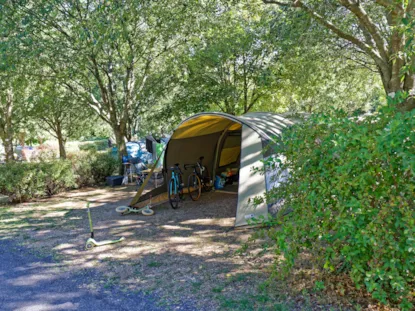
[399,72,415,111]
[1,89,14,162]
[56,122,66,159]
[2,136,14,162]
[113,125,127,175]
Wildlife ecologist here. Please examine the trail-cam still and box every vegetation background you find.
[0,0,414,309]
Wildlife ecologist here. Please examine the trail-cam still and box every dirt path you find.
[0,186,374,310]
[0,186,269,310]
[0,238,198,311]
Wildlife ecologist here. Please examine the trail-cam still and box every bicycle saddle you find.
[199,156,204,161]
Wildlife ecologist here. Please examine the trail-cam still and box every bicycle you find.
[184,156,212,201]
[168,163,184,209]
[134,162,148,190]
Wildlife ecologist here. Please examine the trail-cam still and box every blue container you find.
[214,176,224,189]
[106,176,124,187]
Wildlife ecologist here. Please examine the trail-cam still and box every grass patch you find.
[218,294,291,311]
[147,261,163,268]
[192,281,203,292]
[212,286,224,293]
[103,276,120,289]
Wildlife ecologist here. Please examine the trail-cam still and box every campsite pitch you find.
[0,186,392,311]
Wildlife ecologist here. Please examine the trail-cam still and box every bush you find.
[0,160,76,202]
[70,151,119,186]
[79,140,108,152]
[31,144,58,161]
[251,105,415,309]
[79,143,98,152]
[0,150,119,202]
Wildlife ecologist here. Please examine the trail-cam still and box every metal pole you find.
[87,202,94,239]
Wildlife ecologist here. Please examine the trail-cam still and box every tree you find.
[7,0,201,167]
[0,84,16,162]
[29,81,95,159]
[263,0,415,111]
[0,5,29,162]
[175,5,282,115]
[270,42,385,113]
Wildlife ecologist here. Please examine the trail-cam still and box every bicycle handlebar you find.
[184,156,205,170]
[184,164,197,170]
[170,163,182,173]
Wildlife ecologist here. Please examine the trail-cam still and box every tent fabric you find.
[238,112,294,140]
[165,132,219,183]
[172,112,293,141]
[153,112,294,227]
[219,134,241,167]
[172,115,241,139]
[235,125,269,226]
[219,146,240,167]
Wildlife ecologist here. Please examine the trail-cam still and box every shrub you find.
[0,160,76,202]
[79,143,97,152]
[251,105,415,309]
[89,151,120,183]
[79,140,108,152]
[70,150,119,186]
[32,144,58,161]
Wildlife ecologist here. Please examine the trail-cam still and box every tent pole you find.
[212,124,233,186]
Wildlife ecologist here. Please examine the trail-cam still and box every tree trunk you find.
[56,122,66,159]
[2,89,14,162]
[399,73,415,112]
[383,71,415,112]
[398,96,415,112]
[114,125,127,175]
[3,136,14,162]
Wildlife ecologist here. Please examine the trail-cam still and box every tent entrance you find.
[214,130,241,195]
[130,111,295,227]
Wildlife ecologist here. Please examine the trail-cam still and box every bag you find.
[214,175,225,189]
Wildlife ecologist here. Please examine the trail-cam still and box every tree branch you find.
[339,0,389,60]
[263,0,387,67]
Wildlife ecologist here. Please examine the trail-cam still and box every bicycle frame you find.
[169,165,182,195]
[185,158,205,179]
[185,156,211,190]
[170,170,180,195]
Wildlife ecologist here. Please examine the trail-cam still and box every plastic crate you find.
[106,175,124,187]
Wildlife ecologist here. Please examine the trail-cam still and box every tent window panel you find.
[219,146,241,167]
[223,135,240,148]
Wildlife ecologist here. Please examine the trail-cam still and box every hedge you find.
[0,150,120,202]
[250,105,415,310]
[0,160,76,202]
[69,150,119,187]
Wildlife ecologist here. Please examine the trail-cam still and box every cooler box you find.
[106,176,124,187]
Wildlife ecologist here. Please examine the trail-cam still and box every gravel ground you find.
[0,238,198,311]
[0,186,388,311]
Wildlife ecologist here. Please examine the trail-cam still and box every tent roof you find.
[171,112,294,141]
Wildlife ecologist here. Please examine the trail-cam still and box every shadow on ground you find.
[0,186,279,311]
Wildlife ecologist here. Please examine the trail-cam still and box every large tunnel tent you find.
[131,112,294,227]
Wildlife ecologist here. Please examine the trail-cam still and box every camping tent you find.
[130,112,294,227]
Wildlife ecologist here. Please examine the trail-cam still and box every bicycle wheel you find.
[178,175,184,200]
[169,179,180,209]
[200,166,212,192]
[188,173,201,201]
